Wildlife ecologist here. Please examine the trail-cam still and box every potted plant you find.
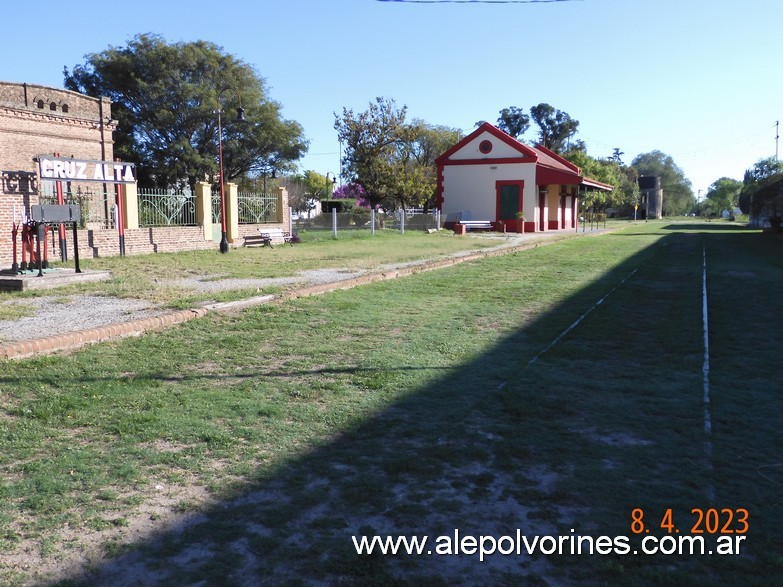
[514,211,526,233]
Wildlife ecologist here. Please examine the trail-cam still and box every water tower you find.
[639,176,663,219]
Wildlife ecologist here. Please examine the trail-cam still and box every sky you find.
[2,0,780,198]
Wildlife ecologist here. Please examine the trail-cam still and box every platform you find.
[0,268,112,292]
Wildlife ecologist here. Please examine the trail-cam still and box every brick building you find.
[0,81,115,266]
[1,81,292,268]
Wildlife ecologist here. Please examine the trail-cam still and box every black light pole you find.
[216,88,244,253]
[325,172,337,198]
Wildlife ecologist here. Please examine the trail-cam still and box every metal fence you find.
[39,184,111,228]
[238,191,279,224]
[138,188,196,227]
[293,209,440,235]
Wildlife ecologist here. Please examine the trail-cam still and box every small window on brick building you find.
[50,102,57,111]
[61,104,69,113]
[37,100,44,109]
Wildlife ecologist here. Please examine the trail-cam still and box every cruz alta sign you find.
[36,155,136,184]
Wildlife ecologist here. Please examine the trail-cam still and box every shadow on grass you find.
[663,223,757,232]
[11,228,783,585]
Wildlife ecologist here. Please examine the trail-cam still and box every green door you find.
[498,183,522,220]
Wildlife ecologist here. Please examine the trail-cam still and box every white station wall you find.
[441,163,537,222]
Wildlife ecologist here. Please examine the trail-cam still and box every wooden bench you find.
[243,228,293,248]
[458,220,493,231]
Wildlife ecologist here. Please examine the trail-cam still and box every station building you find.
[436,123,612,233]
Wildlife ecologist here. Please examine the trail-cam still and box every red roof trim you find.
[440,157,533,166]
[537,167,582,186]
[435,122,538,164]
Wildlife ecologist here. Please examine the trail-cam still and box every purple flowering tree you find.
[333,183,373,209]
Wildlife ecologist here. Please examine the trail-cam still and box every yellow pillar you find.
[195,182,213,241]
[225,182,239,243]
[122,182,139,230]
[277,186,286,224]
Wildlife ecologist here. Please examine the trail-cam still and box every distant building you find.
[638,176,663,219]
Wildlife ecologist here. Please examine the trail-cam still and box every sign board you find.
[36,155,136,184]
[30,204,81,224]
[1,171,38,195]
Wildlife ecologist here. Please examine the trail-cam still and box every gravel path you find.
[0,231,589,345]
[0,268,369,343]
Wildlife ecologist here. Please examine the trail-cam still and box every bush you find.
[320,199,356,214]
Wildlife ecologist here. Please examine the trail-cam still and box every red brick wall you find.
[94,226,212,259]
[1,81,115,268]
[7,223,299,268]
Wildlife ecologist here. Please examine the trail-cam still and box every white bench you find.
[459,220,493,231]
[243,228,293,248]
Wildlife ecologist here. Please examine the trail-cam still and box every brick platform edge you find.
[0,308,209,360]
[0,230,603,360]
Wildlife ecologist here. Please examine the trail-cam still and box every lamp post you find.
[325,172,337,199]
[216,88,245,253]
[262,168,276,194]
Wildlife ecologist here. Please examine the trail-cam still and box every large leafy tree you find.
[335,98,460,210]
[529,103,580,153]
[564,149,639,211]
[704,177,742,216]
[64,33,307,189]
[631,151,694,216]
[496,106,530,140]
[334,97,412,208]
[303,170,331,201]
[738,156,783,214]
[398,120,463,210]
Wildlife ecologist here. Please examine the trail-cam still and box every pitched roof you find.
[435,122,537,163]
[438,122,612,191]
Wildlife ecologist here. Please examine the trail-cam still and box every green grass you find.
[0,220,781,584]
[2,229,503,308]
[0,303,35,322]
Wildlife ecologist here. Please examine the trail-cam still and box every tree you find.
[333,183,371,208]
[704,177,742,216]
[280,174,313,217]
[738,156,783,214]
[64,33,308,189]
[529,103,580,153]
[631,151,694,216]
[496,107,530,140]
[333,99,458,211]
[334,97,418,209]
[564,149,639,212]
[398,120,462,210]
[303,170,331,201]
[609,148,625,164]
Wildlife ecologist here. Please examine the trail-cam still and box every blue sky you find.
[2,0,779,196]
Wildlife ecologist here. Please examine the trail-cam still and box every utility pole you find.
[776,120,779,161]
